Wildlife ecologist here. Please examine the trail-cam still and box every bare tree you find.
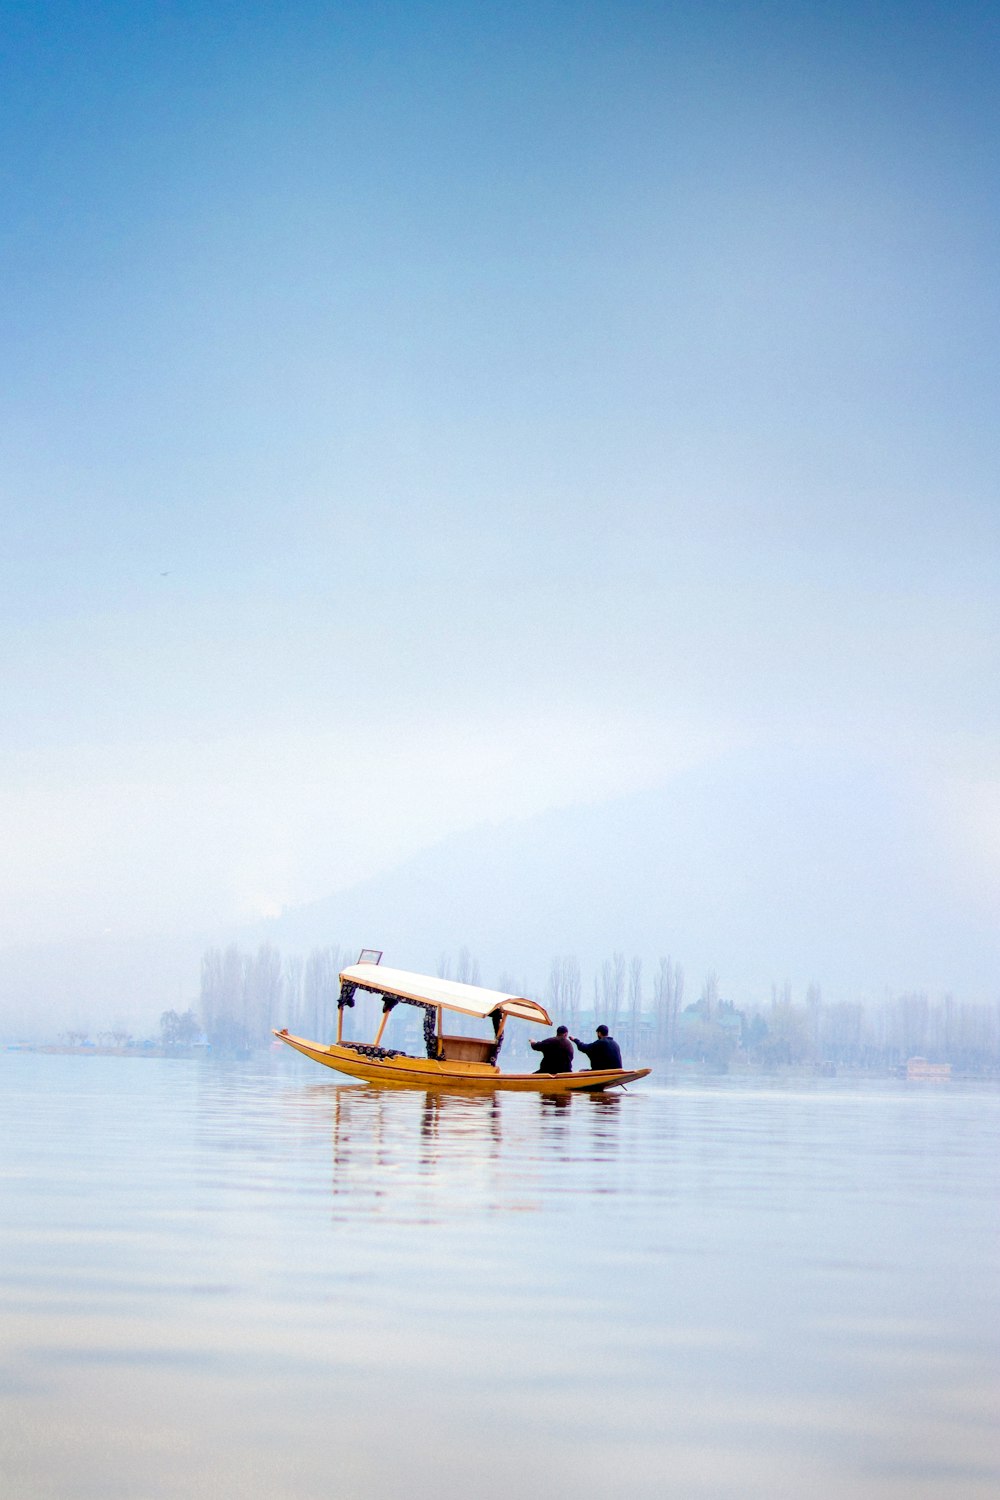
[200,945,250,1052]
[160,1008,200,1049]
[245,943,283,1046]
[600,952,625,1032]
[563,956,581,1033]
[941,992,954,1055]
[628,955,643,1055]
[283,955,304,1032]
[545,956,581,1032]
[896,992,930,1058]
[304,947,341,1040]
[547,957,563,1020]
[805,982,822,1058]
[454,947,480,986]
[653,957,684,1058]
[822,1001,863,1065]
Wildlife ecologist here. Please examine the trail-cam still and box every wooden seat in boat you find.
[438,1034,497,1064]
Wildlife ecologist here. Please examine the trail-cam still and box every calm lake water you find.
[1,1053,997,1500]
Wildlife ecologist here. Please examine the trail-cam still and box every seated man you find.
[529,1025,574,1073]
[571,1024,623,1070]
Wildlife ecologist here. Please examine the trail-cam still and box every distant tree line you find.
[193,942,1000,1073]
[196,943,343,1053]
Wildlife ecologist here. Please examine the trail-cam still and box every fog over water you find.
[2,1055,998,1500]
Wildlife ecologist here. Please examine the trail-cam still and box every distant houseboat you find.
[905,1056,952,1082]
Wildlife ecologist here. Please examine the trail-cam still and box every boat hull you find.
[273,1030,650,1093]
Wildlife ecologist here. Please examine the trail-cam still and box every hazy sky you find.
[3,1,999,954]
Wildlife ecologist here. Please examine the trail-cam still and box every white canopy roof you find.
[339,962,551,1026]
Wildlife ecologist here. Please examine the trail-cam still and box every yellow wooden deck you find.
[273,1030,650,1093]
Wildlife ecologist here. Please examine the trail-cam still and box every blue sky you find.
[2,1,999,970]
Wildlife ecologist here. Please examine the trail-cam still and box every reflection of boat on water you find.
[274,952,651,1094]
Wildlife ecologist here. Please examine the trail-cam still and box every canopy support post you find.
[488,1011,506,1066]
[420,1003,437,1059]
[374,996,398,1047]
[336,981,357,1046]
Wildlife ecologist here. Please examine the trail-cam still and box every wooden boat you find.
[273,952,651,1094]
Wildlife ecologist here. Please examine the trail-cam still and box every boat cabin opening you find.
[333,952,546,1068]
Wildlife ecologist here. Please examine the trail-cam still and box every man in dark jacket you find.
[572,1024,623,1070]
[530,1025,574,1073]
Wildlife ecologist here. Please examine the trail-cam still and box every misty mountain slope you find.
[2,753,991,1037]
[263,753,995,1002]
